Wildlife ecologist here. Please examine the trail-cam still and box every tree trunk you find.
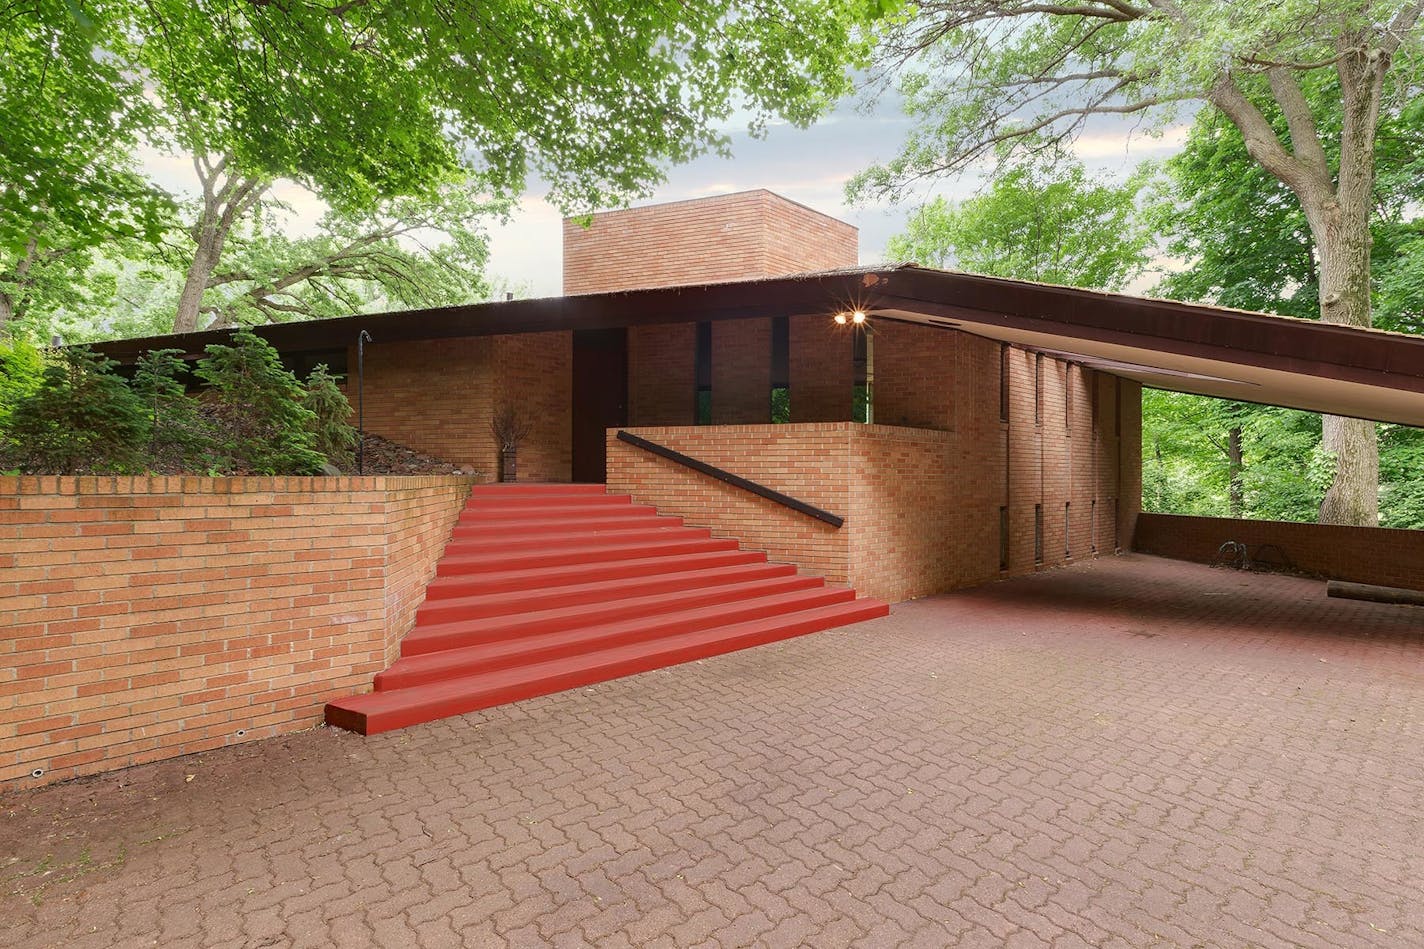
[171,154,267,335]
[1304,51,1380,526]
[173,227,222,334]
[1227,425,1244,519]
[0,291,13,331]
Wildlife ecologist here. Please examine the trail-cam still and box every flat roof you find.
[92,264,1424,427]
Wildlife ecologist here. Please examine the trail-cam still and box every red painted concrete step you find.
[380,586,856,688]
[404,572,824,654]
[423,548,768,599]
[435,536,741,576]
[451,513,685,539]
[413,561,802,626]
[327,599,890,736]
[447,524,709,553]
[324,484,889,735]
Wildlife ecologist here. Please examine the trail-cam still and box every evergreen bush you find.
[194,329,325,475]
[302,364,357,470]
[133,348,218,473]
[2,347,149,474]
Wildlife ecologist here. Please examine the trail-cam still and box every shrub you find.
[133,348,218,473]
[1,347,149,474]
[302,364,357,470]
[194,328,324,475]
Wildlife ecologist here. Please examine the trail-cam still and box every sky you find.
[481,96,1190,298]
[139,95,1190,300]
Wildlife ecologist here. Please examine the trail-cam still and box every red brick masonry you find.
[608,406,1137,603]
[1134,512,1424,591]
[0,475,473,787]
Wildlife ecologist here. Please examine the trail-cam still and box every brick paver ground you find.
[4,554,1424,948]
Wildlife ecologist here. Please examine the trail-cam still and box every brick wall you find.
[1,475,472,787]
[493,332,573,482]
[563,190,858,295]
[1133,513,1424,591]
[353,337,495,473]
[606,425,852,582]
[873,321,957,430]
[788,315,852,423]
[349,331,572,482]
[712,319,772,424]
[629,324,697,426]
[608,343,1133,603]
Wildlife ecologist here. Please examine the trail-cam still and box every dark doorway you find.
[572,328,628,483]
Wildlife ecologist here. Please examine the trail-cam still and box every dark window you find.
[853,327,873,424]
[1090,499,1098,553]
[999,506,1009,571]
[771,316,790,423]
[1034,504,1044,565]
[999,345,1009,421]
[1034,353,1044,425]
[282,348,348,381]
[1064,502,1071,557]
[695,321,712,424]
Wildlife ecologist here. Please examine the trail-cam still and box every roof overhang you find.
[91,265,1424,427]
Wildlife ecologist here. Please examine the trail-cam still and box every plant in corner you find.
[490,402,532,483]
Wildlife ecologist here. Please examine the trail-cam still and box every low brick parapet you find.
[1,475,475,787]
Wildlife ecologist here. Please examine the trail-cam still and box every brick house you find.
[96,189,1424,607]
[17,188,1420,753]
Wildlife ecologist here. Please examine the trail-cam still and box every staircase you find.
[324,484,889,735]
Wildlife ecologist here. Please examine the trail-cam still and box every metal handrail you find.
[614,430,844,528]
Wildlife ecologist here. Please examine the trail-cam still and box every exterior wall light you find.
[851,310,867,324]
[834,312,848,325]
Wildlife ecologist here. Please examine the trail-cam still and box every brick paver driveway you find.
[4,554,1424,948]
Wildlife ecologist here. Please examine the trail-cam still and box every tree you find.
[132,348,216,472]
[886,160,1152,289]
[0,1,171,269]
[853,0,1424,525]
[302,365,358,471]
[1150,84,1424,528]
[7,1,885,334]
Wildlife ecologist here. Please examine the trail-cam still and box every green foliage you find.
[133,349,216,473]
[1141,389,1326,523]
[0,339,44,428]
[302,365,357,470]
[850,1,1420,203]
[0,1,172,259]
[194,330,324,475]
[1380,425,1424,529]
[886,160,1153,290]
[0,333,361,475]
[1152,72,1424,322]
[1147,74,1424,526]
[129,0,879,213]
[770,387,791,424]
[6,0,890,338]
[0,347,149,474]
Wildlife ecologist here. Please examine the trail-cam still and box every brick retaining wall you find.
[1,475,473,787]
[1133,513,1424,591]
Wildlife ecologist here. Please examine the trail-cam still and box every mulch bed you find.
[346,433,483,477]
